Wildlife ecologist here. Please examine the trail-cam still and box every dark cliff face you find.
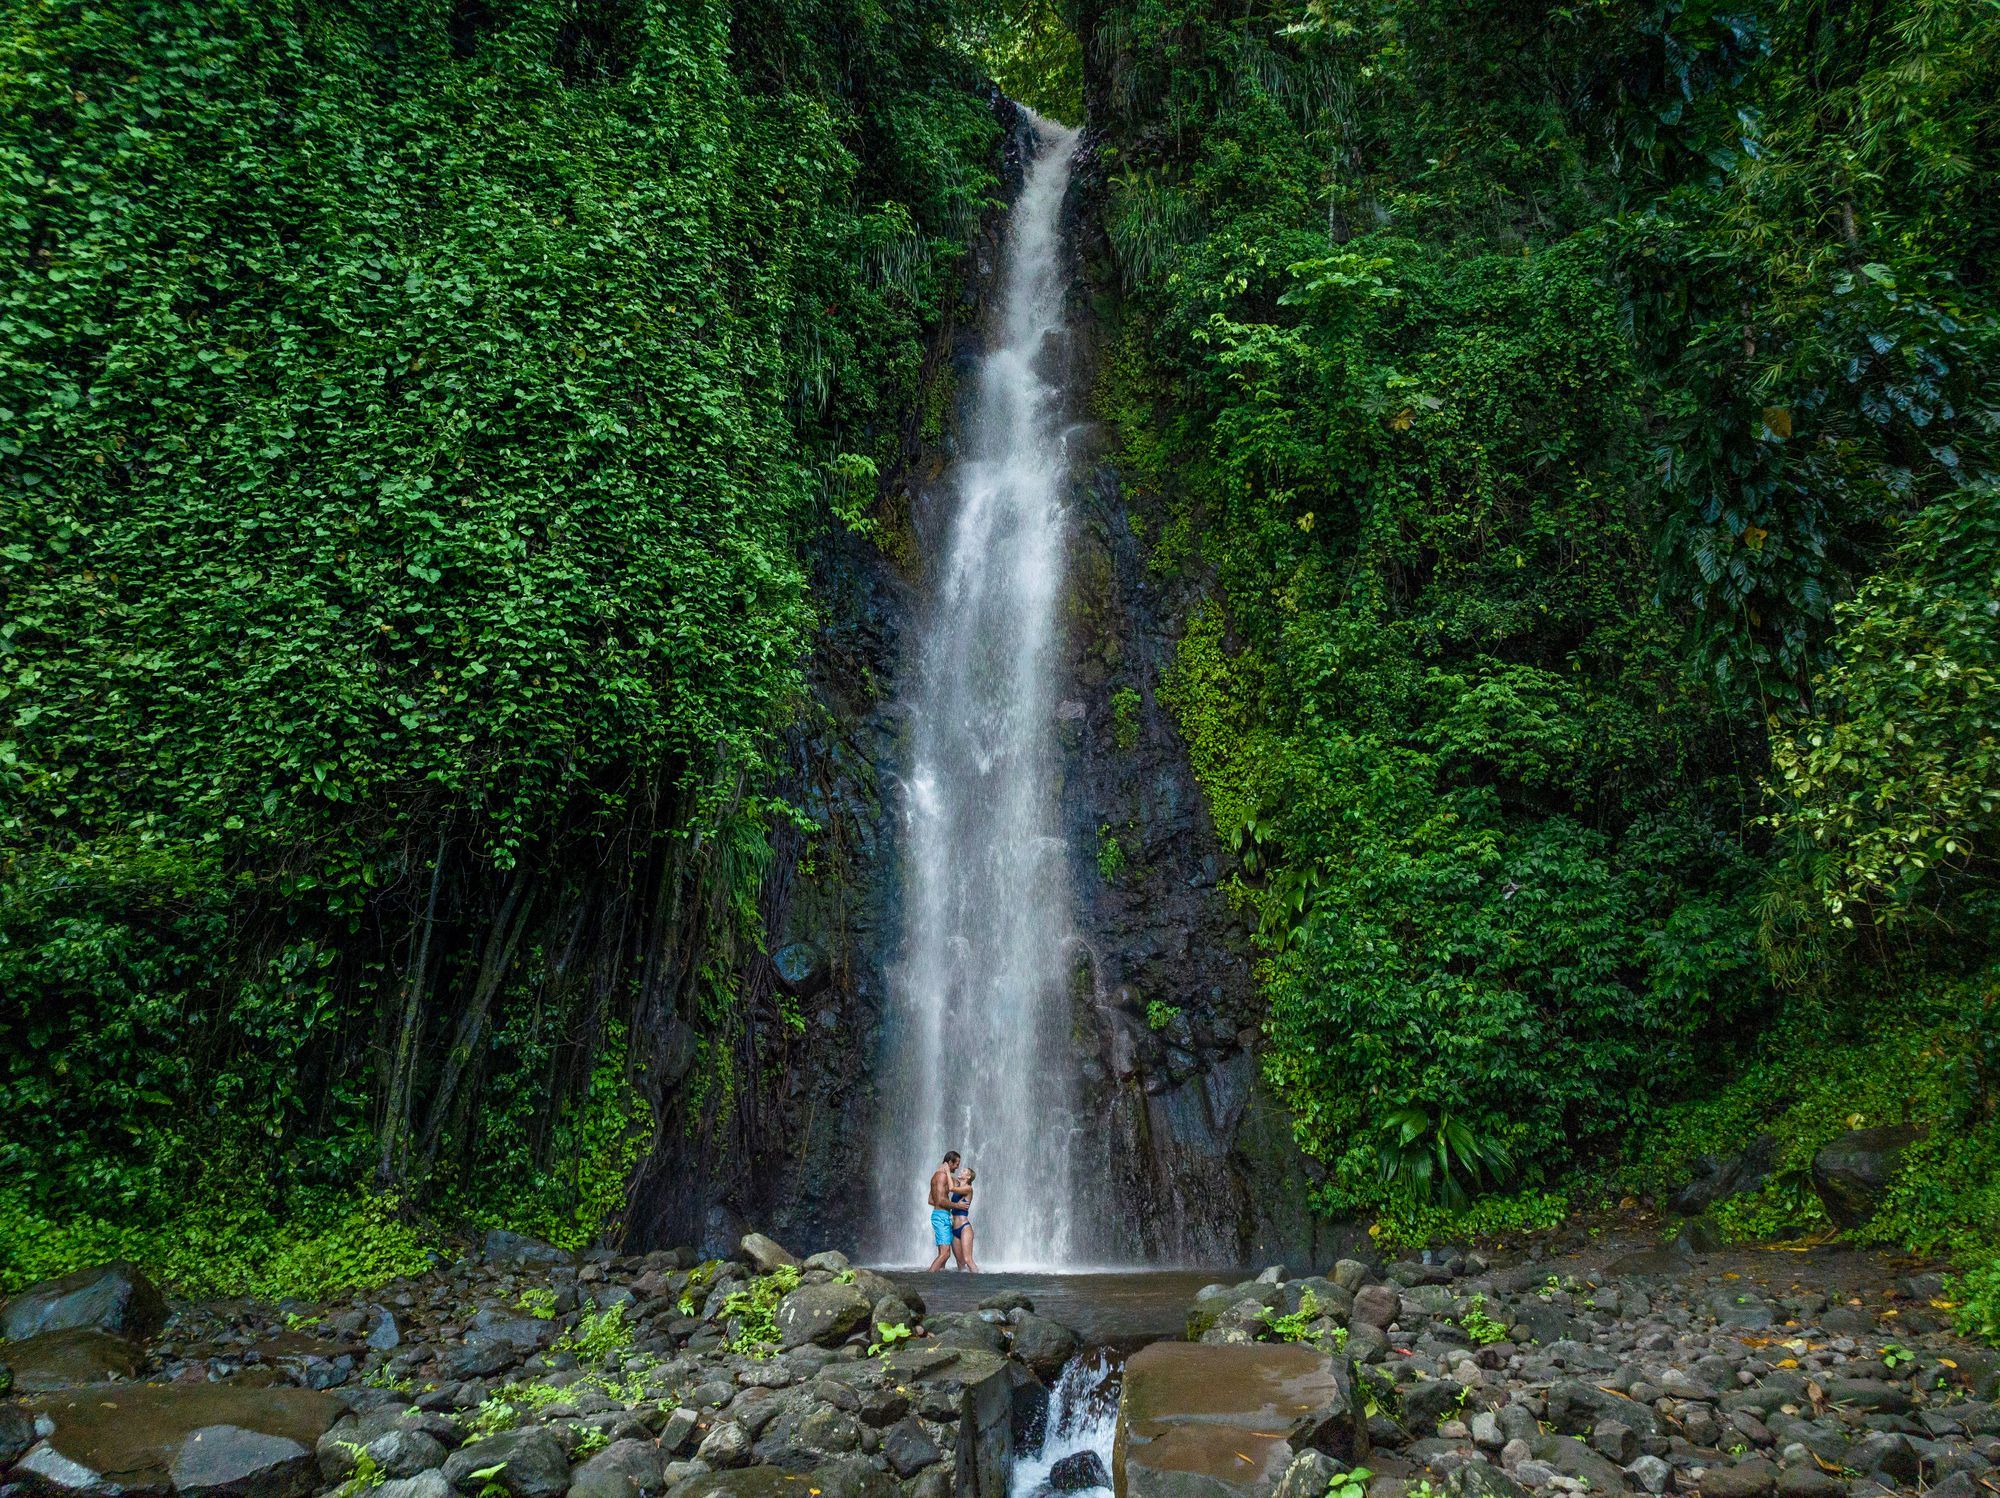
[1047,133,1348,1270]
[638,107,1344,1270]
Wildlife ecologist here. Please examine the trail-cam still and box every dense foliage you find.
[0,0,996,1289]
[1088,0,2000,1225]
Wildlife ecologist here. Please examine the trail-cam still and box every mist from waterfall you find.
[868,115,1088,1270]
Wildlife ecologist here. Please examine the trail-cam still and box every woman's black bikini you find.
[949,1185,971,1237]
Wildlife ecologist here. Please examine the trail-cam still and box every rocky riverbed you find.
[0,1231,1072,1498]
[1170,1232,1999,1498]
[2,1223,1994,1498]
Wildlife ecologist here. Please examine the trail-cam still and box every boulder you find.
[1271,1450,1339,1498]
[2,1328,142,1392]
[21,1383,341,1495]
[809,1454,899,1498]
[1350,1284,1401,1331]
[1698,1457,1779,1497]
[1546,1380,1659,1442]
[1114,1341,1368,1498]
[882,1415,943,1477]
[1446,1462,1530,1498]
[442,1426,571,1497]
[771,942,829,998]
[1669,1134,1779,1216]
[1011,1315,1081,1380]
[1810,1125,1924,1228]
[1,1262,166,1342]
[481,1228,571,1270]
[1528,1433,1630,1492]
[740,1233,802,1274]
[2,1403,39,1467]
[776,1281,872,1350]
[169,1423,318,1496]
[570,1437,667,1498]
[1050,1449,1112,1491]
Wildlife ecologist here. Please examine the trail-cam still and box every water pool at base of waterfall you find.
[887,1267,1243,1345]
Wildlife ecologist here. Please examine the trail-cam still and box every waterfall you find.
[868,115,1089,1270]
[1011,1351,1122,1498]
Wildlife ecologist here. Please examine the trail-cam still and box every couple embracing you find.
[924,1149,981,1271]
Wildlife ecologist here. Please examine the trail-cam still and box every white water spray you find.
[868,116,1088,1269]
[1011,1351,1121,1498]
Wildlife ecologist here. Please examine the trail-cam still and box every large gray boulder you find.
[1811,1125,1924,1227]
[776,1281,873,1350]
[570,1436,668,1498]
[1011,1314,1080,1379]
[1,1261,167,1341]
[169,1423,318,1497]
[1114,1341,1368,1498]
[442,1426,571,1497]
[740,1233,802,1274]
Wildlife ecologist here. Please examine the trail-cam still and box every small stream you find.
[1011,1349,1123,1498]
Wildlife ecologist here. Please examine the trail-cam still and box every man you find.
[925,1150,962,1271]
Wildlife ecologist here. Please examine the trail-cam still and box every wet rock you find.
[1822,1376,1911,1413]
[2,1328,142,1391]
[1529,1434,1631,1491]
[1051,1449,1113,1491]
[482,1228,571,1270]
[1350,1285,1401,1331]
[1811,1125,1925,1228]
[811,1453,899,1498]
[776,1281,871,1349]
[1011,1315,1080,1379]
[570,1436,667,1498]
[741,1234,803,1274]
[1116,1340,1368,1498]
[1,1403,35,1466]
[442,1426,571,1497]
[772,943,830,998]
[1592,1419,1639,1464]
[1445,1462,1530,1498]
[365,1306,402,1351]
[1547,1380,1658,1442]
[1402,1378,1465,1431]
[2,1262,166,1343]
[1626,1454,1671,1494]
[1272,1450,1340,1498]
[1847,1430,1918,1482]
[167,1423,317,1496]
[700,1420,755,1468]
[1698,1457,1778,1497]
[1775,1464,1843,1498]
[22,1383,341,1495]
[882,1416,942,1476]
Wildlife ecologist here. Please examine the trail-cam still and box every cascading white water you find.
[1011,1351,1122,1498]
[868,115,1088,1270]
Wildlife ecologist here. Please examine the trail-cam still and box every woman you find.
[949,1167,980,1272]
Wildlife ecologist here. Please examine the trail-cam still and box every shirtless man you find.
[925,1151,962,1271]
